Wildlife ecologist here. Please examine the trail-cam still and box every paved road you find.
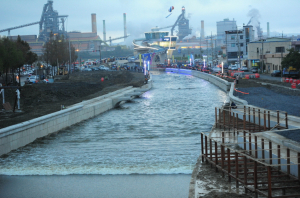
[259,74,282,82]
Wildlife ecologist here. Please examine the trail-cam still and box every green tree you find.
[281,48,300,70]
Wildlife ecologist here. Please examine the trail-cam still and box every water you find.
[0,72,226,197]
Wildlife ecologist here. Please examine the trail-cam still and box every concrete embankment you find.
[0,81,152,156]
[165,68,248,105]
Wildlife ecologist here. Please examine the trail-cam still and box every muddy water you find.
[0,72,227,197]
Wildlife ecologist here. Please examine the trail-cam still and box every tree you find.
[281,48,300,70]
[42,33,78,74]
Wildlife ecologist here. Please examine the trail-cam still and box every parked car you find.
[26,75,40,84]
[212,67,222,73]
[240,66,249,72]
[83,68,92,71]
[231,65,238,70]
[99,65,109,71]
[271,70,281,77]
[251,67,258,73]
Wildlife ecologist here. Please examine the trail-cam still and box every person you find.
[236,74,239,84]
[231,102,237,109]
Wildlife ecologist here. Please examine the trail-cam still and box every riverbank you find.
[0,71,145,128]
[188,72,300,198]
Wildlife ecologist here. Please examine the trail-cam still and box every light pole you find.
[68,40,71,75]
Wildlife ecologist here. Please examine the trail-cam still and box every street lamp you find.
[222,62,223,73]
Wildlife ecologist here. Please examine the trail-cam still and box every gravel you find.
[235,86,300,117]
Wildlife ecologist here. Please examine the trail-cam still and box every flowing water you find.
[0,72,227,197]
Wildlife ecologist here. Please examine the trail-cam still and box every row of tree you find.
[282,48,300,70]
[41,33,77,72]
[0,36,37,85]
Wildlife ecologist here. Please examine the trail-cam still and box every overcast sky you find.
[1,0,300,44]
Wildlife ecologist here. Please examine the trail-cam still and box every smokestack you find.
[103,20,106,42]
[201,20,204,40]
[267,22,270,38]
[123,13,127,41]
[91,13,97,33]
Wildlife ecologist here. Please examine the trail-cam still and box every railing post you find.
[262,139,265,162]
[268,111,270,130]
[253,108,256,132]
[264,110,266,131]
[285,112,288,129]
[205,135,208,164]
[298,153,300,181]
[248,106,251,126]
[269,141,272,165]
[254,161,258,198]
[215,107,218,127]
[243,131,246,150]
[215,141,218,172]
[243,114,246,131]
[223,110,225,130]
[227,148,231,182]
[235,152,239,188]
[277,110,280,127]
[201,133,204,162]
[210,138,212,167]
[277,145,281,171]
[244,156,248,193]
[267,166,272,198]
[249,133,252,156]
[287,148,290,175]
[236,113,239,131]
[258,109,261,131]
[255,136,258,158]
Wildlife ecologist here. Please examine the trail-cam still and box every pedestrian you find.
[236,74,239,84]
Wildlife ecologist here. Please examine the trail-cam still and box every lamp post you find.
[68,40,71,75]
[222,62,223,73]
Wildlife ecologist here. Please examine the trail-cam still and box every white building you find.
[216,18,237,47]
[225,25,255,65]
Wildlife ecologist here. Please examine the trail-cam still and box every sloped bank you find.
[0,81,152,156]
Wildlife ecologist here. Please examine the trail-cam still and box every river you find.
[0,72,227,198]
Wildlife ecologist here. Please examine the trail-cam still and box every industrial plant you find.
[0,0,128,56]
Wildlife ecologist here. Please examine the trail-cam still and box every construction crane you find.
[108,35,130,46]
[0,21,39,36]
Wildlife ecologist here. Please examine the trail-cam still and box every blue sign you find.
[178,48,181,53]
[142,53,151,62]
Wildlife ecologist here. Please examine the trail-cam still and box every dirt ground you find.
[0,71,145,129]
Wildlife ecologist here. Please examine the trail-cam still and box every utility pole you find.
[99,41,102,64]
[211,32,213,66]
[68,39,71,75]
[236,27,241,68]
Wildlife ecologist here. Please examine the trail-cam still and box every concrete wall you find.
[0,81,152,156]
[165,68,231,92]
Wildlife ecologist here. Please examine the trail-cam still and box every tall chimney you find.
[267,22,270,38]
[91,13,97,33]
[201,20,204,40]
[123,13,127,41]
[103,20,106,42]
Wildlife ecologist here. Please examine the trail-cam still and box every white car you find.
[212,67,222,73]
[230,66,238,70]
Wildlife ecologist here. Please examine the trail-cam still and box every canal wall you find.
[165,68,247,105]
[0,81,152,156]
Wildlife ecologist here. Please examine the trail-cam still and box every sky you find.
[1,0,300,45]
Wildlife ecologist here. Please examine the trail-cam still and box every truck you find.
[283,66,300,78]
